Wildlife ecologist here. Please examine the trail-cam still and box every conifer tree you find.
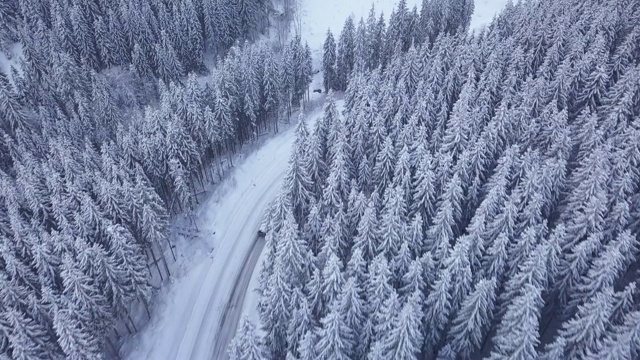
[338,276,367,357]
[423,269,452,355]
[336,16,355,91]
[315,301,354,360]
[545,287,615,360]
[53,308,102,360]
[323,30,337,93]
[426,173,463,264]
[284,118,313,219]
[382,290,424,360]
[378,186,406,258]
[155,30,184,84]
[447,278,497,358]
[488,283,543,360]
[411,150,436,223]
[353,198,379,262]
[321,251,344,310]
[297,329,319,360]
[5,307,57,360]
[569,230,637,314]
[276,211,310,289]
[373,136,396,193]
[230,318,265,360]
[584,309,640,360]
[400,258,426,301]
[261,259,294,359]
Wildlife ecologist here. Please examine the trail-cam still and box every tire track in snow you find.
[211,236,266,360]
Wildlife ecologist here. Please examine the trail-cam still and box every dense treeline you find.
[1,0,271,73]
[323,0,474,92]
[0,0,312,358]
[237,0,640,359]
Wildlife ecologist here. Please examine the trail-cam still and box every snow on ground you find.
[299,0,421,69]
[124,139,280,358]
[240,241,268,327]
[0,52,10,76]
[470,0,515,32]
[0,43,23,82]
[122,123,295,359]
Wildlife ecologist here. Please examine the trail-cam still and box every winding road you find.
[124,95,327,360]
[173,132,293,360]
[123,115,296,360]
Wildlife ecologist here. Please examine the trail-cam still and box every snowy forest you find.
[0,0,313,358]
[244,0,640,359]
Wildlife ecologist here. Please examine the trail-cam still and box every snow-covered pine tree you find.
[323,30,337,93]
[422,268,452,356]
[377,186,407,259]
[229,318,265,360]
[446,277,497,358]
[255,1,640,359]
[488,282,544,360]
[338,276,367,357]
[155,30,184,84]
[380,290,424,359]
[314,300,354,360]
[336,16,355,91]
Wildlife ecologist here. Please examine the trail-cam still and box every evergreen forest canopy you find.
[246,0,640,359]
[0,0,313,358]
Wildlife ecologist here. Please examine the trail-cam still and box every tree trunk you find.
[156,237,171,278]
[127,313,138,333]
[147,246,164,282]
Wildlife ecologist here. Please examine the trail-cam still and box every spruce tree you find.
[447,278,497,358]
[488,283,543,360]
[323,30,337,93]
[315,301,354,360]
[336,16,355,91]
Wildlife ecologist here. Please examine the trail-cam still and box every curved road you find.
[124,89,330,360]
[174,137,292,360]
[124,119,296,360]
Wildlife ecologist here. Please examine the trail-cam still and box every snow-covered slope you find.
[0,43,23,81]
[298,0,421,69]
[299,0,420,48]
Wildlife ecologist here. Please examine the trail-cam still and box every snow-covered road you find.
[123,115,303,359]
